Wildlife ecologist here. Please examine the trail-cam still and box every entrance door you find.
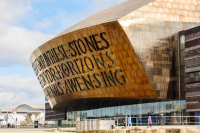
[58,120,62,127]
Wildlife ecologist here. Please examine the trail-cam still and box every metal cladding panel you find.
[30,21,157,111]
[118,0,200,99]
[30,0,200,111]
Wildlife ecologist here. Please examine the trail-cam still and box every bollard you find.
[117,118,118,128]
[125,116,127,128]
[79,121,80,130]
[90,119,91,130]
[136,117,138,126]
[85,119,87,130]
[186,117,187,129]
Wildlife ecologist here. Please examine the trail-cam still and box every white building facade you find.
[0,104,44,125]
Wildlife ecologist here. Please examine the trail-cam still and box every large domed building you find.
[30,0,200,127]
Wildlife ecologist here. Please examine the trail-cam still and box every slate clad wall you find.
[45,102,65,121]
[185,26,200,112]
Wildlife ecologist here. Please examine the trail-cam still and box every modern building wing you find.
[0,104,44,115]
[0,104,45,125]
[15,104,45,110]
[30,0,200,124]
[178,25,200,113]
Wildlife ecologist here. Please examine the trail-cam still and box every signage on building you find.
[12,110,18,113]
[31,35,127,100]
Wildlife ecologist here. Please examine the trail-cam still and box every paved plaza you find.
[0,126,200,133]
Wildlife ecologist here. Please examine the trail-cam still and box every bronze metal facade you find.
[30,0,200,111]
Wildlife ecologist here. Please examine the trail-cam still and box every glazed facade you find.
[46,100,187,127]
[30,0,200,125]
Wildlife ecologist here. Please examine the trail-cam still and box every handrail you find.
[43,116,200,128]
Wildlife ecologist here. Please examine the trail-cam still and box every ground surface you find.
[0,126,200,133]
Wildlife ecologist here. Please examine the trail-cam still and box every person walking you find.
[147,116,152,129]
[127,115,132,128]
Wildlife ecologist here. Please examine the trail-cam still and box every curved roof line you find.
[30,0,154,58]
[55,0,154,38]
[15,104,45,110]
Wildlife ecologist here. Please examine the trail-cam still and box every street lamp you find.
[10,96,16,113]
[9,95,16,127]
[0,91,9,127]
[8,95,16,128]
[0,91,16,128]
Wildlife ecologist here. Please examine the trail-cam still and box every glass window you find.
[148,103,153,114]
[136,104,142,115]
[190,73,194,77]
[175,101,181,113]
[101,108,106,117]
[96,109,100,117]
[114,106,121,116]
[166,101,173,113]
[87,110,93,117]
[142,103,148,115]
[105,107,110,116]
[121,105,126,116]
[126,105,132,115]
[154,102,160,114]
[180,35,185,44]
[180,84,186,90]
[109,107,115,116]
[181,100,186,113]
[195,72,199,76]
[83,111,87,120]
[132,104,137,115]
[92,110,95,117]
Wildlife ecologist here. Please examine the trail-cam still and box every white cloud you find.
[0,0,32,24]
[0,0,54,67]
[33,9,69,34]
[0,22,54,67]
[0,0,51,108]
[34,18,53,31]
[0,75,44,108]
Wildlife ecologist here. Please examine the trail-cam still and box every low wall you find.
[76,120,115,130]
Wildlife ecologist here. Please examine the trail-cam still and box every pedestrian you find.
[128,115,132,128]
[147,116,152,129]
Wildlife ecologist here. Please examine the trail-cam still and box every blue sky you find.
[0,0,126,108]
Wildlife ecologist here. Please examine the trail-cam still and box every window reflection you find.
[186,71,200,78]
[60,100,188,127]
[190,73,194,77]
